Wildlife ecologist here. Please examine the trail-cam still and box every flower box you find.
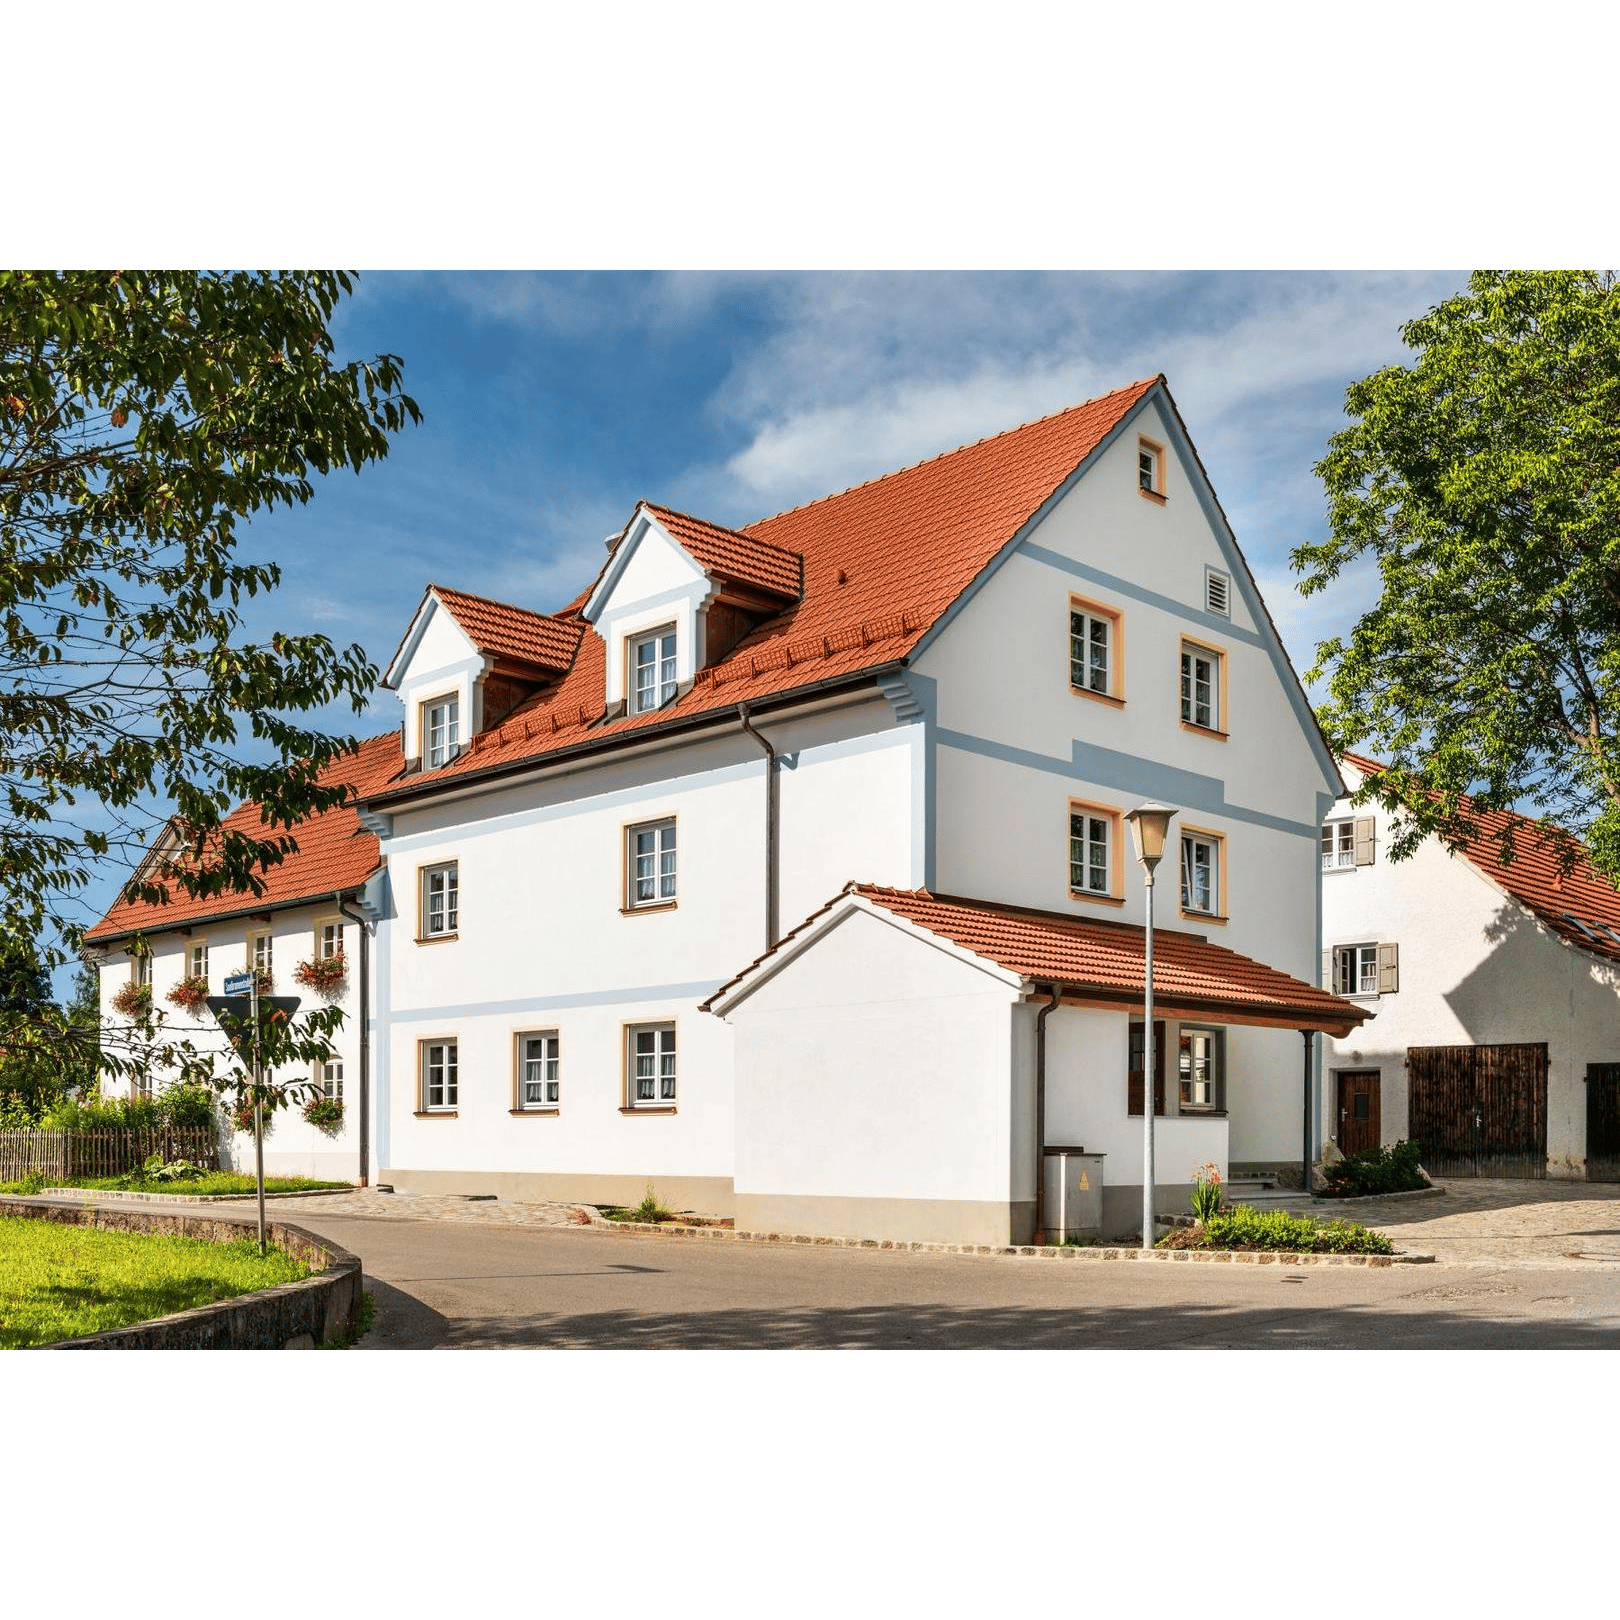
[111,981,152,1019]
[166,975,211,1014]
[293,951,347,996]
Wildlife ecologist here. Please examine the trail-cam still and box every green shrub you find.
[40,1093,162,1132]
[1320,1139,1428,1198]
[632,1185,672,1222]
[1158,1203,1394,1255]
[159,1083,219,1130]
[119,1154,209,1188]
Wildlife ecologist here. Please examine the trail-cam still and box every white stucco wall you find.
[589,518,710,709]
[393,598,483,762]
[1322,771,1620,1176]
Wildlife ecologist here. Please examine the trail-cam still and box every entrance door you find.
[1408,1043,1548,1178]
[1587,1064,1620,1182]
[1336,1070,1381,1155]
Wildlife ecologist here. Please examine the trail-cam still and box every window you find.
[250,930,272,977]
[516,1031,560,1110]
[627,1023,676,1107]
[320,1058,344,1102]
[1180,639,1225,733]
[421,862,459,938]
[421,1040,458,1112]
[134,951,152,989]
[1204,567,1230,617]
[1321,821,1355,871]
[1179,829,1223,918]
[630,626,677,714]
[1069,597,1123,702]
[1069,802,1121,900]
[1178,1027,1225,1111]
[318,920,342,959]
[188,942,208,982]
[626,819,677,909]
[1138,436,1165,499]
[1127,1020,1166,1117]
[424,696,460,768]
[1332,943,1399,997]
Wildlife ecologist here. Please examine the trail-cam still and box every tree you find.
[1293,271,1620,879]
[0,937,94,1119]
[0,271,420,962]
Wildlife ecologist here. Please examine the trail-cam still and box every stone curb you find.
[580,1220,1434,1266]
[1305,1185,1446,1206]
[21,1186,360,1206]
[0,1195,365,1348]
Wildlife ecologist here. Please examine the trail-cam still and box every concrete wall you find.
[1323,768,1620,1176]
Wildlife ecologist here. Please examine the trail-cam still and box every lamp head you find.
[1124,801,1177,873]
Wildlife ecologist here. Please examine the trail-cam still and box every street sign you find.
[205,994,302,1026]
[223,970,254,996]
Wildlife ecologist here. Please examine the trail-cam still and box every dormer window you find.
[630,626,677,714]
[424,696,460,768]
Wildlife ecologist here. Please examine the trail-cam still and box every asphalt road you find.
[288,1213,1620,1349]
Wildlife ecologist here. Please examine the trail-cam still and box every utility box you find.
[1042,1146,1104,1244]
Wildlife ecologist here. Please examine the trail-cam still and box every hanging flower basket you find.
[250,966,274,994]
[166,975,211,1014]
[231,1095,275,1137]
[293,951,347,996]
[303,1094,344,1135]
[111,981,153,1019]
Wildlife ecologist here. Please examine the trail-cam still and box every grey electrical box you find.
[1042,1147,1105,1244]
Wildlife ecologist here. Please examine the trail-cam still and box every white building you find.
[93,376,1366,1240]
[1322,753,1620,1182]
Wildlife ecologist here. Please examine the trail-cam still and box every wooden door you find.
[1336,1070,1381,1154]
[1408,1043,1547,1178]
[1587,1064,1620,1182]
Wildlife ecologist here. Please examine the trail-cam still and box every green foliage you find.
[1158,1203,1395,1255]
[118,1154,208,1187]
[302,1093,344,1134]
[0,270,420,968]
[0,1215,312,1348]
[0,1172,347,1196]
[1321,1139,1428,1197]
[1190,1161,1224,1223]
[41,1090,159,1131]
[632,1185,673,1222]
[1294,271,1620,880]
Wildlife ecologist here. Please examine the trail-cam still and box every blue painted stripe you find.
[936,727,1319,840]
[1016,541,1267,648]
[388,979,724,1025]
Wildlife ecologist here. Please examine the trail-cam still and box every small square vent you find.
[1205,568,1230,617]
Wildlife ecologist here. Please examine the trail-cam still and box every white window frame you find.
[1138,436,1165,498]
[421,861,459,938]
[629,625,678,715]
[1178,1027,1224,1112]
[1069,804,1118,899]
[1180,640,1223,732]
[1179,831,1220,917]
[626,818,677,909]
[421,1039,458,1112]
[516,1030,561,1111]
[188,941,209,982]
[1321,820,1356,871]
[1069,597,1122,701]
[626,1022,676,1108]
[133,950,152,988]
[1334,943,1379,998]
[317,919,342,960]
[250,930,273,977]
[320,1057,344,1102]
[423,694,460,769]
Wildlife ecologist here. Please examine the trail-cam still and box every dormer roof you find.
[384,584,583,688]
[642,504,803,601]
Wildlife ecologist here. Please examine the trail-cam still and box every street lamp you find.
[1125,801,1177,1252]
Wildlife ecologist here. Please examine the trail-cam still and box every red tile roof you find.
[374,378,1160,798]
[84,732,403,944]
[429,584,583,673]
[644,504,802,600]
[707,884,1370,1036]
[1341,751,1620,965]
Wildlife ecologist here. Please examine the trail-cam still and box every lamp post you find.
[1125,801,1177,1252]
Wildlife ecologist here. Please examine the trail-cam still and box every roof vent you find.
[1204,567,1230,617]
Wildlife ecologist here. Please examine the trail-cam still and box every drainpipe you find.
[736,703,779,951]
[1302,1028,1315,1197]
[1033,985,1062,1244]
[336,891,371,1187]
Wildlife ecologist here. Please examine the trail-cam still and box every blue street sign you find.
[223,971,254,996]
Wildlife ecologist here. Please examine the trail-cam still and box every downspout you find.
[1033,985,1061,1245]
[736,703,779,951]
[1302,1027,1315,1196]
[336,891,371,1187]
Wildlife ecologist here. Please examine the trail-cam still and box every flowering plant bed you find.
[166,975,211,1014]
[293,952,346,996]
[1157,1205,1394,1256]
[303,1095,344,1134]
[111,981,153,1019]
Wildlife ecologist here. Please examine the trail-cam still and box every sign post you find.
[210,978,300,1256]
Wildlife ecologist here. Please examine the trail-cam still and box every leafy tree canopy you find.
[1294,270,1620,879]
[0,271,419,963]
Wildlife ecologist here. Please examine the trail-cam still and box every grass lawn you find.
[0,1173,351,1197]
[0,1215,313,1348]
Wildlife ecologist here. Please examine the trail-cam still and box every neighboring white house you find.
[1321,753,1620,1182]
[83,732,400,1182]
[351,375,1365,1241]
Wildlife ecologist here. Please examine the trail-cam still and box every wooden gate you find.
[1587,1064,1620,1182]
[1408,1043,1547,1178]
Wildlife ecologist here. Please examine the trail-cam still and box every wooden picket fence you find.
[0,1127,222,1182]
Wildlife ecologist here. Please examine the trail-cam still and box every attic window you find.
[423,696,460,768]
[630,626,677,714]
[1138,437,1166,500]
[1204,567,1230,617]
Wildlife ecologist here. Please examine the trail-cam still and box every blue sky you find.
[56,269,1474,979]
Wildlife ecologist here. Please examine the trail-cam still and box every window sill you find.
[619,1105,677,1115]
[413,1110,458,1119]
[1138,487,1167,505]
[1180,910,1228,927]
[621,901,677,916]
[510,1108,560,1117]
[1179,721,1228,741]
[1069,890,1125,908]
[1176,1107,1227,1118]
[414,932,459,945]
[1070,687,1126,709]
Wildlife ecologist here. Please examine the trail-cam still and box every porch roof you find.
[706,884,1373,1038]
